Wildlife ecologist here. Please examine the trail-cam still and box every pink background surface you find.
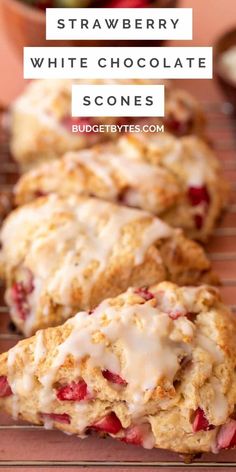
[0,0,236,104]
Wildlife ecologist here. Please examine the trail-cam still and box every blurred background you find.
[0,0,236,106]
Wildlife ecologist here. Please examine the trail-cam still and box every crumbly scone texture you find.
[0,194,217,336]
[0,282,236,455]
[15,133,229,241]
[10,79,206,170]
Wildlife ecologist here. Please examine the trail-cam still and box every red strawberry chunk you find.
[11,268,34,321]
[91,412,122,435]
[192,408,214,432]
[123,425,143,446]
[106,0,149,7]
[0,376,13,398]
[56,380,88,402]
[217,419,236,449]
[134,287,154,301]
[188,186,210,207]
[164,116,192,136]
[122,423,155,449]
[11,282,29,320]
[61,116,94,133]
[102,370,127,386]
[188,186,210,230]
[186,312,197,322]
[40,412,71,424]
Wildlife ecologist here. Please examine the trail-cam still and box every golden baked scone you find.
[0,195,217,336]
[15,133,228,241]
[10,79,206,170]
[0,282,236,456]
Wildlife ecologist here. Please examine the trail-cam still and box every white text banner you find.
[46,8,192,41]
[24,47,213,80]
[71,84,165,117]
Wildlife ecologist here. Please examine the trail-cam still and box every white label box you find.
[24,47,213,80]
[71,84,165,117]
[46,8,192,41]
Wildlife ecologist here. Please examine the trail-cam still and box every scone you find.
[0,282,236,456]
[15,133,228,241]
[0,194,217,336]
[10,79,206,170]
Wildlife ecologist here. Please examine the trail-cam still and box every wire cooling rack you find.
[0,104,236,470]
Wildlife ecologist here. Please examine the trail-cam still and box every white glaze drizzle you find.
[37,299,193,413]
[4,286,229,435]
[118,133,216,189]
[196,333,224,364]
[1,195,173,311]
[210,376,228,424]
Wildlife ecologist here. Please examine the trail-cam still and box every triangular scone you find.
[15,133,228,241]
[0,195,217,336]
[10,78,205,171]
[0,282,236,455]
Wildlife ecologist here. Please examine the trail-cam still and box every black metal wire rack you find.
[0,103,236,470]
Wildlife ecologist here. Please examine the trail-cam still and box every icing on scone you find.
[14,132,228,241]
[0,194,216,336]
[1,283,236,454]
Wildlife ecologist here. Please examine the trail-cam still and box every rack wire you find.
[0,104,236,469]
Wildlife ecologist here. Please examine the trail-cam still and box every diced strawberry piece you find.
[11,268,34,321]
[61,116,94,133]
[164,116,192,136]
[217,419,236,449]
[188,186,210,207]
[102,370,127,386]
[187,186,210,231]
[134,287,154,301]
[106,0,149,7]
[192,408,214,432]
[56,380,88,401]
[11,283,33,318]
[0,376,13,398]
[11,282,29,320]
[122,423,155,449]
[122,425,143,445]
[40,412,71,424]
[186,312,197,322]
[91,412,122,434]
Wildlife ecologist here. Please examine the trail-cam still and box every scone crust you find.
[14,133,228,241]
[0,195,216,335]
